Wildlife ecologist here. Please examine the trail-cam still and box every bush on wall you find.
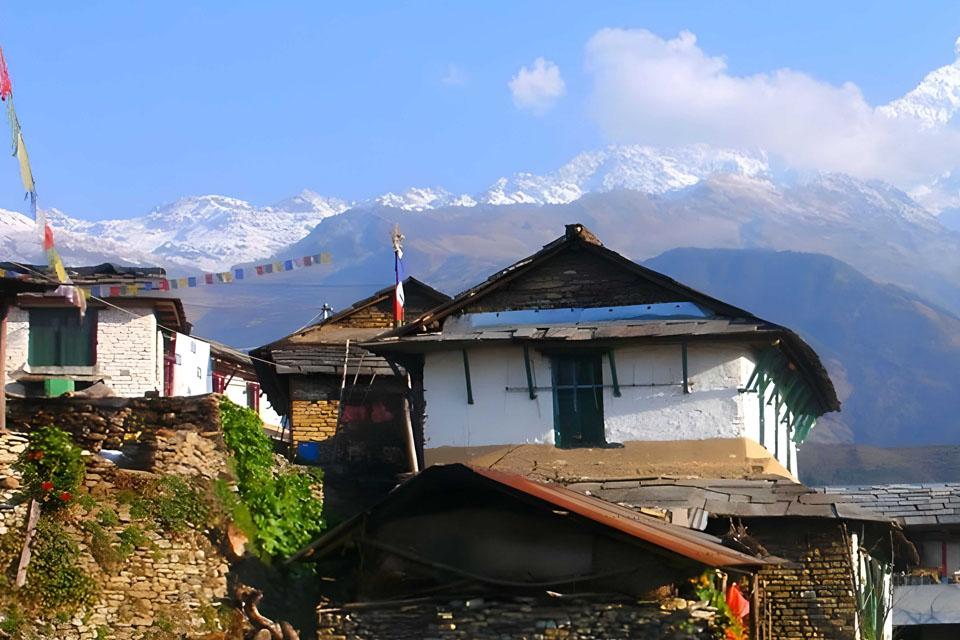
[14,425,84,511]
[219,398,325,559]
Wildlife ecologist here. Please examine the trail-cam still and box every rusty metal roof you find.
[470,465,770,568]
[292,463,771,569]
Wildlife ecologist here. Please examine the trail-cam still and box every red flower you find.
[41,481,54,491]
[59,492,71,502]
[28,450,44,461]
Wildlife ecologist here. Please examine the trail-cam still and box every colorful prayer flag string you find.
[81,251,333,298]
[1,44,84,312]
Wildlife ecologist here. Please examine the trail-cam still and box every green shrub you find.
[146,476,209,534]
[219,398,325,559]
[117,525,149,556]
[96,507,119,527]
[27,518,96,611]
[14,426,85,511]
[82,520,122,571]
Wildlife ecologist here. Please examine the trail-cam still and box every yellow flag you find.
[178,277,188,288]
[15,132,35,193]
[50,251,68,283]
[320,252,332,264]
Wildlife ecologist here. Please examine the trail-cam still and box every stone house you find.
[822,484,960,639]
[2,263,188,398]
[366,223,839,480]
[298,463,771,640]
[253,278,449,472]
[567,476,896,640]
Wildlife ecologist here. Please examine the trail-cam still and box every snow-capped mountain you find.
[879,38,960,128]
[30,192,349,272]
[481,145,769,206]
[0,144,776,271]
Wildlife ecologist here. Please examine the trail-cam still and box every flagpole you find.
[392,225,405,328]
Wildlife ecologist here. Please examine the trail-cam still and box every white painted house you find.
[369,224,839,480]
[2,263,187,398]
[2,263,281,427]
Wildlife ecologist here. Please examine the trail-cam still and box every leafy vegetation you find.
[691,570,747,640]
[14,426,85,511]
[27,518,97,611]
[219,398,325,558]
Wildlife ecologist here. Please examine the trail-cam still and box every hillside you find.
[799,443,960,485]
[646,248,960,447]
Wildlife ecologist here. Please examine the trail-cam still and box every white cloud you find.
[442,63,467,87]
[509,57,566,114]
[584,28,960,188]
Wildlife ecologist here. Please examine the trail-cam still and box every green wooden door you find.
[552,354,605,448]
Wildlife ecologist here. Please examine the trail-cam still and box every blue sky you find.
[2,1,960,220]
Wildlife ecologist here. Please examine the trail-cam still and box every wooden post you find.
[1,300,7,433]
[15,499,40,588]
[401,397,419,474]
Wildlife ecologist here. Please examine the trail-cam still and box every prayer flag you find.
[204,273,214,285]
[256,265,264,275]
[188,276,197,288]
[320,252,332,264]
[283,259,293,271]
[15,132,33,192]
[0,47,11,101]
[109,286,120,297]
[234,268,244,280]
[302,255,312,267]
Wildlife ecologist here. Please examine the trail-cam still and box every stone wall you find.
[316,595,719,640]
[6,394,221,452]
[0,397,233,639]
[747,519,859,640]
[291,399,340,444]
[4,305,163,397]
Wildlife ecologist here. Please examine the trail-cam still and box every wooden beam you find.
[681,342,689,394]
[607,349,621,398]
[522,344,537,400]
[758,372,766,447]
[462,349,474,405]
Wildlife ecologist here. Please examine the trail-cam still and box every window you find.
[551,353,605,448]
[28,308,98,367]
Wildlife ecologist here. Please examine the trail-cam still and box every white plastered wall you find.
[423,342,801,477]
[4,305,163,397]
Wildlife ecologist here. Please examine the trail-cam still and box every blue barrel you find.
[297,441,321,465]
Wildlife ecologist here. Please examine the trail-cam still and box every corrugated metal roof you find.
[292,464,772,568]
[469,466,771,568]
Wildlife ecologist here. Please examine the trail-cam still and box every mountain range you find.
[6,53,960,451]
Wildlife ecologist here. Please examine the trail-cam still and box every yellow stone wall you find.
[291,398,340,443]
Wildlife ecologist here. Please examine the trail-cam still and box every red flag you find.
[43,223,54,251]
[0,47,11,101]
[726,583,750,620]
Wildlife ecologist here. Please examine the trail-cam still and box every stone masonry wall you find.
[4,305,162,397]
[747,519,859,640]
[291,399,340,444]
[0,396,232,639]
[317,595,719,640]
[6,394,221,453]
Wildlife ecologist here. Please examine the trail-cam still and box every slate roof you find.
[369,223,839,416]
[820,484,960,527]
[376,318,784,347]
[564,477,891,528]
[0,262,167,285]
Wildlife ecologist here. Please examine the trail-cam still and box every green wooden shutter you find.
[28,309,97,366]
